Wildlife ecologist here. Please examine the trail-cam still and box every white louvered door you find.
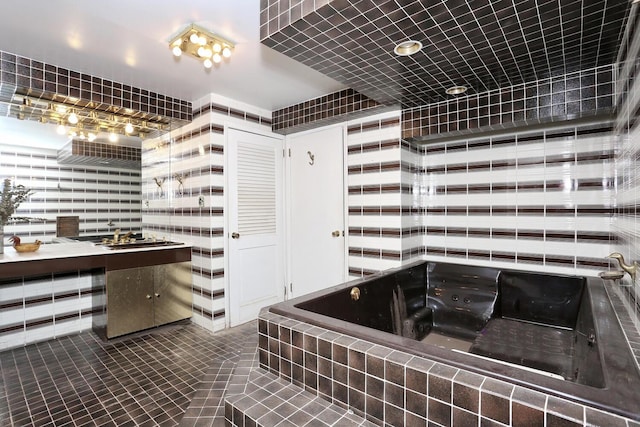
[228,129,284,326]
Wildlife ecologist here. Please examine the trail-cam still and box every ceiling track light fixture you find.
[5,94,172,142]
[169,23,234,69]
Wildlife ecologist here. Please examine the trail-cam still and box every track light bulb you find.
[56,124,66,135]
[213,53,221,64]
[222,47,231,58]
[213,42,221,53]
[68,112,78,124]
[109,132,118,143]
[172,45,182,57]
[189,33,199,44]
[197,46,206,57]
[125,123,134,134]
[204,58,213,68]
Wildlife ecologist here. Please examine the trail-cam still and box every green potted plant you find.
[0,178,34,254]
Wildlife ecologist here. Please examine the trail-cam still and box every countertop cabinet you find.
[153,262,192,327]
[92,247,193,339]
[106,266,155,338]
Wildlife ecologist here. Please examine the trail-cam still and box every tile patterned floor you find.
[225,369,378,427]
[0,321,257,426]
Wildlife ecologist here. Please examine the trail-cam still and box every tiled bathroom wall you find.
[0,143,142,242]
[141,94,275,333]
[345,110,425,278]
[419,121,614,276]
[346,111,405,278]
[344,114,614,280]
[0,270,97,351]
[611,8,640,362]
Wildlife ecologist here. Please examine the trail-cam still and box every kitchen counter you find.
[0,241,191,279]
[0,240,193,350]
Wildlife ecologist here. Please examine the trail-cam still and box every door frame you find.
[284,123,349,299]
[225,125,286,328]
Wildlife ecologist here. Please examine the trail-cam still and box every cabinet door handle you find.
[155,293,160,298]
[231,232,240,239]
[146,294,152,299]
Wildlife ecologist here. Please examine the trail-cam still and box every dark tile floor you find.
[0,321,257,427]
[225,369,378,427]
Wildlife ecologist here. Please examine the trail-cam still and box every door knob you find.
[331,230,340,237]
[231,232,240,239]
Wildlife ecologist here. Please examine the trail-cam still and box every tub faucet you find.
[607,252,637,282]
[113,228,120,244]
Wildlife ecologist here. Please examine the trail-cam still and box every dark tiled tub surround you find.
[257,261,640,426]
[257,312,636,427]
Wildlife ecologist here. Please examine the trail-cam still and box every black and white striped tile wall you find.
[611,7,640,361]
[420,122,614,275]
[346,112,615,280]
[0,271,97,351]
[141,94,274,333]
[346,111,406,278]
[0,143,142,243]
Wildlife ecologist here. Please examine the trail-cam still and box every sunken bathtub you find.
[263,261,640,422]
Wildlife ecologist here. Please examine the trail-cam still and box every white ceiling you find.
[0,0,346,112]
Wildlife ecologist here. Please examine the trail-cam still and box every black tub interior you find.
[295,261,604,388]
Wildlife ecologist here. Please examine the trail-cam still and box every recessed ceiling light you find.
[446,86,468,95]
[394,40,423,56]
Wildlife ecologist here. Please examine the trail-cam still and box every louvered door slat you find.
[237,141,276,236]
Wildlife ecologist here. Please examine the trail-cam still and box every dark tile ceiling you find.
[263,0,631,108]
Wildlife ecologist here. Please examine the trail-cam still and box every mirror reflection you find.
[0,115,151,245]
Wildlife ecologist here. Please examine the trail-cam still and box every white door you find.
[228,129,284,326]
[288,126,345,298]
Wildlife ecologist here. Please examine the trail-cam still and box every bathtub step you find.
[225,368,378,426]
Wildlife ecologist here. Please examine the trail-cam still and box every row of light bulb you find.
[171,32,232,69]
[56,124,122,143]
[55,111,135,142]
